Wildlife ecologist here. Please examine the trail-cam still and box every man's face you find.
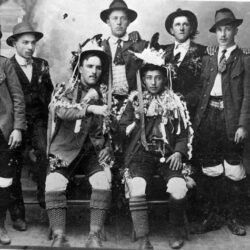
[143,70,165,95]
[107,10,130,38]
[170,16,193,43]
[14,33,36,59]
[216,25,237,48]
[79,56,102,86]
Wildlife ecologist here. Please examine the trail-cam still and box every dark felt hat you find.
[7,22,43,47]
[165,8,198,36]
[100,0,137,23]
[209,8,243,33]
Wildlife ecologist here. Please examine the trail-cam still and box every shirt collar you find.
[15,53,33,66]
[218,44,237,59]
[174,39,191,50]
[109,33,129,45]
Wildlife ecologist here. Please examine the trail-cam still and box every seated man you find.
[45,38,113,248]
[118,47,193,249]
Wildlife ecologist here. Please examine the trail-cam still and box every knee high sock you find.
[45,190,67,234]
[89,189,112,234]
[129,195,149,238]
[169,196,186,227]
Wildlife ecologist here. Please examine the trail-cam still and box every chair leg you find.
[131,226,137,242]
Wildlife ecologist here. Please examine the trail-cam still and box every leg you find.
[86,170,112,248]
[166,177,188,249]
[129,177,153,250]
[45,172,70,247]
[8,147,27,231]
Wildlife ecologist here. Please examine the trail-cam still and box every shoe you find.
[13,218,27,231]
[138,236,154,249]
[85,232,102,248]
[169,227,184,249]
[0,226,11,245]
[51,230,70,247]
[227,218,246,236]
[190,211,224,234]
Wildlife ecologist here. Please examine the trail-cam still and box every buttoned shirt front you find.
[174,39,190,66]
[15,53,33,82]
[109,34,129,95]
[210,44,237,96]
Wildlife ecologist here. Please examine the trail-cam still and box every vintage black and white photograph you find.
[0,0,250,249]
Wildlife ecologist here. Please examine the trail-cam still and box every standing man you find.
[100,0,147,106]
[6,22,53,231]
[0,30,26,244]
[193,8,250,236]
[46,39,113,248]
[163,9,206,121]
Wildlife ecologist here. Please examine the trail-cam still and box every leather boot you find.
[0,217,10,245]
[227,217,246,236]
[138,236,154,250]
[169,226,184,249]
[51,229,70,247]
[85,232,102,248]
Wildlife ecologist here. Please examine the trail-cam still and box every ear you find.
[107,19,111,28]
[79,65,83,74]
[234,27,238,36]
[170,27,174,36]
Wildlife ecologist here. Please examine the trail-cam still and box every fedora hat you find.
[209,8,243,33]
[7,22,43,47]
[165,8,198,36]
[100,0,137,23]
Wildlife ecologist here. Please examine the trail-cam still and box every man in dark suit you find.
[163,9,206,121]
[193,8,250,236]
[7,22,53,231]
[0,29,26,244]
[100,0,147,103]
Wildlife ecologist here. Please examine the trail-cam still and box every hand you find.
[8,129,22,149]
[166,152,182,171]
[99,147,112,163]
[234,127,248,144]
[128,31,141,43]
[206,46,218,56]
[87,105,109,117]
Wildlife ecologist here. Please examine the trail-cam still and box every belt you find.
[209,98,224,110]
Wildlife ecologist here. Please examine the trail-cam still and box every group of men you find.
[0,0,249,249]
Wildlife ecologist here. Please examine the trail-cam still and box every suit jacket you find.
[118,101,188,167]
[0,56,26,141]
[48,84,110,166]
[10,56,53,123]
[194,47,250,140]
[162,42,206,120]
[102,38,147,92]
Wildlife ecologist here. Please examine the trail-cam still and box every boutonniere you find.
[218,58,227,73]
[38,61,50,84]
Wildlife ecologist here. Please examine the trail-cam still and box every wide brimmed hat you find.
[100,0,137,23]
[7,22,43,47]
[165,8,198,36]
[209,8,243,33]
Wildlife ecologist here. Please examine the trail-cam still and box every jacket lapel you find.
[30,58,39,85]
[10,56,30,85]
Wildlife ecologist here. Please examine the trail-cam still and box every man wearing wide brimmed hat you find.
[193,8,250,236]
[7,22,53,231]
[162,8,206,122]
[45,37,114,248]
[101,0,147,101]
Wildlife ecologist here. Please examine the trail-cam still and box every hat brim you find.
[165,10,198,35]
[79,50,110,74]
[209,18,243,33]
[100,8,137,23]
[6,31,44,47]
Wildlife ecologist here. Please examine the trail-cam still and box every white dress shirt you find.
[174,39,190,66]
[109,34,129,95]
[210,45,237,96]
[15,53,33,82]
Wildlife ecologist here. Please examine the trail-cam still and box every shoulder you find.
[190,42,207,55]
[33,57,49,66]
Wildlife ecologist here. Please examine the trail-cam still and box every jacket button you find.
[210,68,214,72]
[201,106,204,110]
[204,94,206,97]
[207,82,210,85]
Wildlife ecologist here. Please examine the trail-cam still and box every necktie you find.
[113,39,125,65]
[218,49,227,73]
